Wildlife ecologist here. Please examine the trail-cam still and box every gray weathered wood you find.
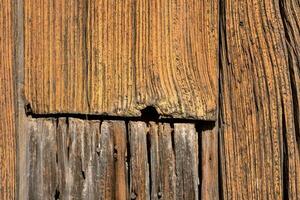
[149,122,176,200]
[27,119,57,200]
[174,123,199,200]
[129,121,150,200]
[25,118,131,199]
[23,119,222,200]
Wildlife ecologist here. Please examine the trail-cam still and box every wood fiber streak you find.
[24,0,218,120]
[219,0,299,199]
[174,124,198,200]
[0,1,15,199]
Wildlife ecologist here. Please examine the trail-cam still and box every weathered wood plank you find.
[219,0,299,199]
[0,0,15,199]
[111,121,129,200]
[129,121,150,200]
[280,1,300,199]
[24,0,218,120]
[27,119,57,200]
[23,118,222,199]
[25,118,130,199]
[149,122,176,200]
[201,126,219,200]
[96,120,128,200]
[174,123,199,200]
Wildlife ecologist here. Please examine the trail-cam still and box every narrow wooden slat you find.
[24,0,218,120]
[0,1,15,199]
[174,124,198,200]
[129,121,150,200]
[81,120,101,199]
[97,120,128,200]
[219,0,299,199]
[94,120,116,199]
[27,119,57,200]
[111,121,128,200]
[56,118,70,199]
[66,119,87,199]
[201,126,219,200]
[149,122,176,200]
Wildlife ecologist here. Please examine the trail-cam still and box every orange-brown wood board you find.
[0,1,15,199]
[24,0,219,120]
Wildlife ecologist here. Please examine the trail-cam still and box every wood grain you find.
[0,0,15,199]
[22,119,220,199]
[27,119,57,200]
[23,118,130,199]
[24,0,218,120]
[149,122,176,200]
[174,123,199,200]
[129,121,150,200]
[219,0,300,199]
[201,126,219,200]
[280,1,300,199]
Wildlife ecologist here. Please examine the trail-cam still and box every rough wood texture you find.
[27,119,57,199]
[174,124,199,200]
[22,119,219,199]
[149,122,176,199]
[201,127,219,200]
[24,118,129,200]
[280,1,300,199]
[129,121,150,200]
[24,0,218,120]
[219,0,300,199]
[0,1,15,199]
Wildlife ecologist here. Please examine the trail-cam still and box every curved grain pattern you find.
[0,1,15,199]
[24,0,218,120]
[219,0,299,199]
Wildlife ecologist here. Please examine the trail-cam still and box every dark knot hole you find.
[140,106,159,121]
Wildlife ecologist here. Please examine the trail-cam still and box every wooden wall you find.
[0,0,299,199]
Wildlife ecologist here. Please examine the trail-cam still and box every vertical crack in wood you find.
[125,120,131,200]
[282,107,289,200]
[146,123,152,199]
[279,0,300,154]
[82,0,90,112]
[196,123,203,200]
[218,0,226,199]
